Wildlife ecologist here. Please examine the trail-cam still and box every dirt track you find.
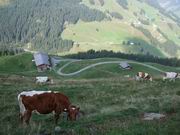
[57,60,165,76]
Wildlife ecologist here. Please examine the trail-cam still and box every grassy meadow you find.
[61,21,165,57]
[0,53,180,135]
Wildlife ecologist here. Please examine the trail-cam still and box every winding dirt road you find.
[57,60,165,76]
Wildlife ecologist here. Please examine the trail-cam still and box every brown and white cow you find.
[135,72,152,81]
[18,91,80,124]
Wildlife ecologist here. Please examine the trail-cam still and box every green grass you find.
[62,21,141,43]
[59,58,180,79]
[0,75,180,135]
[62,62,161,78]
[62,20,152,53]
[1,54,180,135]
[147,63,180,72]
[0,53,60,77]
[60,58,123,74]
[62,20,165,57]
[0,53,36,73]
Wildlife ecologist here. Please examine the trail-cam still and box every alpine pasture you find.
[0,53,180,135]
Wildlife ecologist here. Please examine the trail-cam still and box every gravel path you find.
[57,60,165,76]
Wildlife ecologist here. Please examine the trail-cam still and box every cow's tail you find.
[18,94,26,117]
[175,73,178,78]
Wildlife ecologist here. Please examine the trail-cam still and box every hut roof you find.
[33,52,50,66]
[119,61,131,69]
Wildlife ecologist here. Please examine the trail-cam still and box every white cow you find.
[35,76,53,84]
[163,72,179,81]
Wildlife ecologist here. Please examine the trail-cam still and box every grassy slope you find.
[0,53,36,73]
[128,0,179,45]
[59,58,180,79]
[1,53,178,77]
[0,53,60,77]
[0,53,180,134]
[62,20,164,57]
[62,0,180,57]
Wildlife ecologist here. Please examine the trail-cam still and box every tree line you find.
[65,49,180,67]
[0,46,24,56]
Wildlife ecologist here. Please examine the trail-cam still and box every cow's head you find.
[64,105,80,121]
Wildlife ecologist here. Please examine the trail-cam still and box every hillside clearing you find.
[62,20,165,57]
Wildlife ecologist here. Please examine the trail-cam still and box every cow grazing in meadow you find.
[163,72,179,81]
[135,72,152,81]
[35,76,53,84]
[18,91,80,125]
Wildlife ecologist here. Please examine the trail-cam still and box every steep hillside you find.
[62,0,180,57]
[0,0,180,57]
[0,0,105,53]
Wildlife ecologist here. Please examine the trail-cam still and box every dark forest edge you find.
[0,47,24,56]
[1,48,180,67]
[65,49,180,67]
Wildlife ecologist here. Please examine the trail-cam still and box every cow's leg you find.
[170,78,173,82]
[24,110,32,125]
[54,105,63,124]
[54,113,60,124]
[135,76,139,81]
[19,113,24,124]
